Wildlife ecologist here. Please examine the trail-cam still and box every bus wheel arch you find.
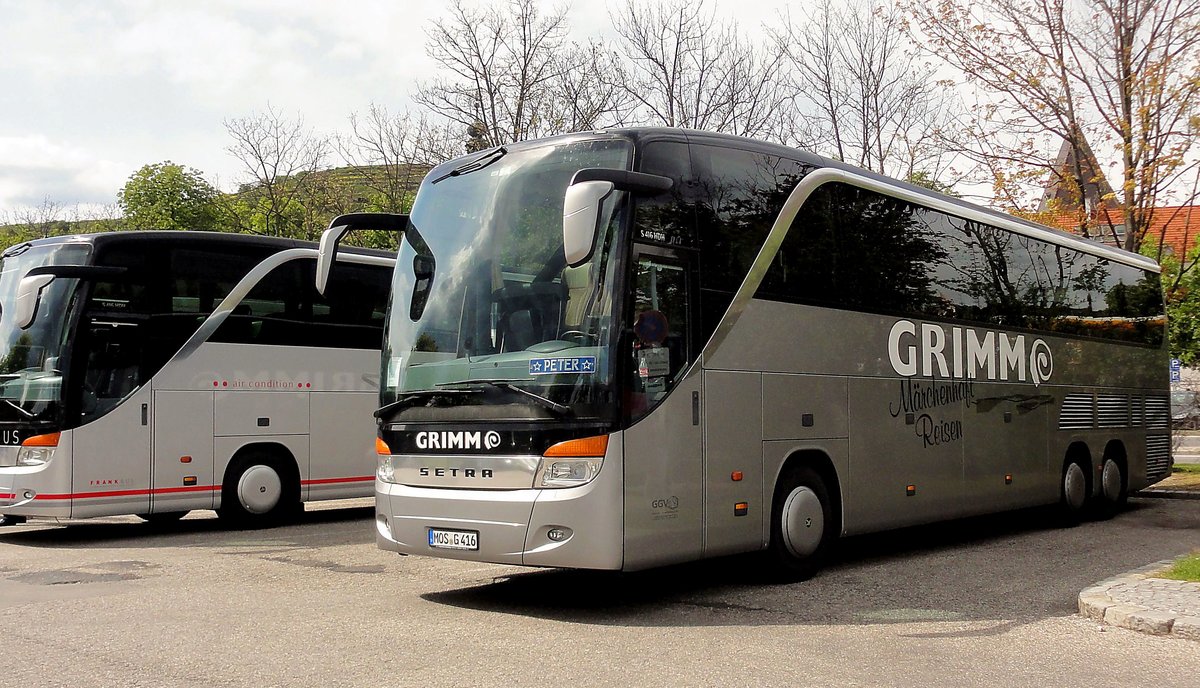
[1059,442,1093,524]
[768,450,842,580]
[218,443,302,527]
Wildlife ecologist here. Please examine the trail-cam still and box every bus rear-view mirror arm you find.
[316,212,409,295]
[12,265,128,330]
[563,169,672,268]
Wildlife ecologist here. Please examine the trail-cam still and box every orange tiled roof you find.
[1042,205,1200,256]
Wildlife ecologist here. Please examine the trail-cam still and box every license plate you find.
[428,528,479,551]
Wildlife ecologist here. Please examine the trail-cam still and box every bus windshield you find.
[382,137,632,422]
[0,241,91,426]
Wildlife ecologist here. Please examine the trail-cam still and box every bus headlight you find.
[536,458,602,488]
[376,437,396,483]
[535,435,608,488]
[17,446,55,467]
[17,432,60,467]
[377,455,396,483]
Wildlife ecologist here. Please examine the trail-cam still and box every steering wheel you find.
[559,330,597,343]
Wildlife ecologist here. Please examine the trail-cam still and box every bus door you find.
[621,247,705,568]
[69,309,153,517]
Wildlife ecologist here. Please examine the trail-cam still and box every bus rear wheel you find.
[218,452,299,528]
[769,465,835,580]
[1058,459,1090,525]
[1094,457,1127,519]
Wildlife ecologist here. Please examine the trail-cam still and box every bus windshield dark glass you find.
[382,138,632,422]
[0,242,91,427]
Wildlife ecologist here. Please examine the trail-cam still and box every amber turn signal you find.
[21,432,60,448]
[543,435,609,457]
[375,437,392,455]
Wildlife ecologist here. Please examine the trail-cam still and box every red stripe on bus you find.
[33,485,220,500]
[0,493,14,500]
[302,476,374,486]
[27,477,364,499]
[28,478,370,500]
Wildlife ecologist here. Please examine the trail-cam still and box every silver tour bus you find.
[320,129,1169,577]
[0,231,392,527]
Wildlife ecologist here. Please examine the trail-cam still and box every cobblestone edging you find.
[1134,489,1200,500]
[1078,560,1200,640]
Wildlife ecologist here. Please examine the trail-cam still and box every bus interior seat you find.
[563,264,591,328]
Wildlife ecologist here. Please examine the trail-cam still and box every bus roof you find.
[445,127,1158,274]
[3,230,391,259]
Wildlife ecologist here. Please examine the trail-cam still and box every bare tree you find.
[907,0,1200,253]
[609,0,792,139]
[12,197,65,239]
[223,106,330,237]
[546,40,635,133]
[417,0,577,148]
[337,105,460,214]
[774,0,962,182]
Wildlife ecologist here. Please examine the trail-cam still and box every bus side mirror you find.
[563,181,615,267]
[14,274,55,330]
[316,212,409,295]
[316,224,350,296]
[563,169,673,268]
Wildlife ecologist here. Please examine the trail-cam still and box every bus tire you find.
[1094,456,1127,519]
[136,511,189,525]
[218,451,298,528]
[0,514,26,527]
[1058,459,1090,525]
[769,465,835,581]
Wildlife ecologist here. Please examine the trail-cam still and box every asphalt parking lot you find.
[1,497,1198,688]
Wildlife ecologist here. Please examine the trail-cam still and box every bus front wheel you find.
[218,452,299,527]
[769,465,834,580]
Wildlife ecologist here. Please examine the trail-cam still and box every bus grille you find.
[1059,394,1094,430]
[1145,434,1171,479]
[1144,396,1170,430]
[1097,394,1131,427]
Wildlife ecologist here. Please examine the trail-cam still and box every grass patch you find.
[1173,463,1200,475]
[1159,552,1200,582]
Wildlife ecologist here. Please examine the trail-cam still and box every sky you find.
[0,0,790,218]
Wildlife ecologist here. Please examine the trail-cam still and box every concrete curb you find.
[1078,560,1200,641]
[1134,489,1200,500]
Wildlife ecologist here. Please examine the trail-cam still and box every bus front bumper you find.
[375,450,624,570]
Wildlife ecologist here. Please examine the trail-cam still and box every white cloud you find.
[0,136,125,213]
[0,0,793,216]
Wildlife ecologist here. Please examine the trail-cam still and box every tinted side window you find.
[691,145,810,341]
[756,183,1164,345]
[212,259,390,350]
[758,183,954,317]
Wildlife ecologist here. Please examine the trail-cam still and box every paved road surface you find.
[1,497,1198,687]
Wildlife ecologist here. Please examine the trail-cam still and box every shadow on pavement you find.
[0,505,375,549]
[421,499,1200,628]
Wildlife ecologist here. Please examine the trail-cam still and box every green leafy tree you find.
[118,162,222,231]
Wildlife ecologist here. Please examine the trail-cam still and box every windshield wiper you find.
[1,399,35,419]
[373,389,481,420]
[436,379,571,416]
[430,146,507,184]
